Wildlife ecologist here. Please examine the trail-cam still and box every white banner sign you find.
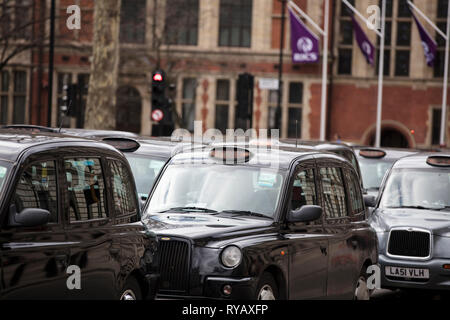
[259,78,279,90]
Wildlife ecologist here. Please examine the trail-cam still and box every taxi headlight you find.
[220,246,242,268]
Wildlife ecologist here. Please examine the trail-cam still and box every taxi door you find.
[0,159,70,299]
[284,161,329,299]
[62,156,120,299]
[317,164,356,299]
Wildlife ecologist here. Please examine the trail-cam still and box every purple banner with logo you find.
[411,11,437,67]
[351,15,375,66]
[289,8,319,64]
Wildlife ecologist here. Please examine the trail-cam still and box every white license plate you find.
[385,266,430,279]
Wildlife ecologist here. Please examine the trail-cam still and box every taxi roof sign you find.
[210,147,251,164]
[359,148,386,159]
[426,156,450,167]
[102,137,141,152]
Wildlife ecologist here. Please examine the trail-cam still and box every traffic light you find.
[236,73,254,129]
[151,69,167,114]
[61,84,78,117]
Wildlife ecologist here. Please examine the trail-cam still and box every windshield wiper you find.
[158,207,218,213]
[220,210,271,219]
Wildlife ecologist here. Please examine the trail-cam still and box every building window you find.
[267,81,302,138]
[165,0,199,46]
[432,108,442,145]
[57,72,90,128]
[215,79,230,134]
[0,71,9,124]
[287,82,303,139]
[57,73,72,128]
[219,0,253,48]
[376,0,411,77]
[181,78,197,132]
[13,70,26,124]
[435,0,448,78]
[337,0,354,75]
[120,0,146,44]
[0,0,32,39]
[267,88,280,132]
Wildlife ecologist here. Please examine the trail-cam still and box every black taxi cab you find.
[369,154,450,291]
[100,137,180,203]
[353,147,417,200]
[142,144,378,300]
[0,131,158,299]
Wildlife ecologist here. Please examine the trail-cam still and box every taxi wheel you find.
[120,277,142,300]
[354,267,371,301]
[256,272,278,300]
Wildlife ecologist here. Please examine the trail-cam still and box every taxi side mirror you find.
[9,205,50,228]
[364,195,377,208]
[288,205,322,223]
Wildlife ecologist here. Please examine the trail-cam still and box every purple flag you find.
[351,15,375,65]
[411,11,437,67]
[289,8,320,64]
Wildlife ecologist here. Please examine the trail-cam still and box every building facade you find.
[1,0,449,148]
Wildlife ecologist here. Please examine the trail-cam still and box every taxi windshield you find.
[146,164,285,219]
[0,160,10,194]
[125,154,166,199]
[359,158,395,190]
[380,168,450,211]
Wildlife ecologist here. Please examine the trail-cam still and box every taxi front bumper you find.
[379,254,450,291]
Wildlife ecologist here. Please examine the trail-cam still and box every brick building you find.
[1,0,449,148]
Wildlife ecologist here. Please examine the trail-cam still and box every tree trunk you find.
[84,0,121,130]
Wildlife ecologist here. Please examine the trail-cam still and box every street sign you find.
[259,78,279,90]
[151,109,164,122]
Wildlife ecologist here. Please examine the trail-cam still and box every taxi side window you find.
[64,158,107,222]
[344,169,364,215]
[291,168,317,211]
[319,167,348,219]
[108,160,138,217]
[13,160,58,223]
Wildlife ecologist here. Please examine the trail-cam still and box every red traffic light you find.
[153,73,163,82]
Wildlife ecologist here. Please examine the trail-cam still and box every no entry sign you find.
[151,109,164,122]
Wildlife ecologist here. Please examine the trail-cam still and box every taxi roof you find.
[0,130,120,162]
[169,144,348,170]
[392,153,450,170]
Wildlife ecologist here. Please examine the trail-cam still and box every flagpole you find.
[276,0,287,135]
[375,0,386,148]
[439,2,450,147]
[319,0,329,141]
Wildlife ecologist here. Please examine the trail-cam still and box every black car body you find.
[369,153,450,291]
[142,144,378,300]
[0,131,158,299]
